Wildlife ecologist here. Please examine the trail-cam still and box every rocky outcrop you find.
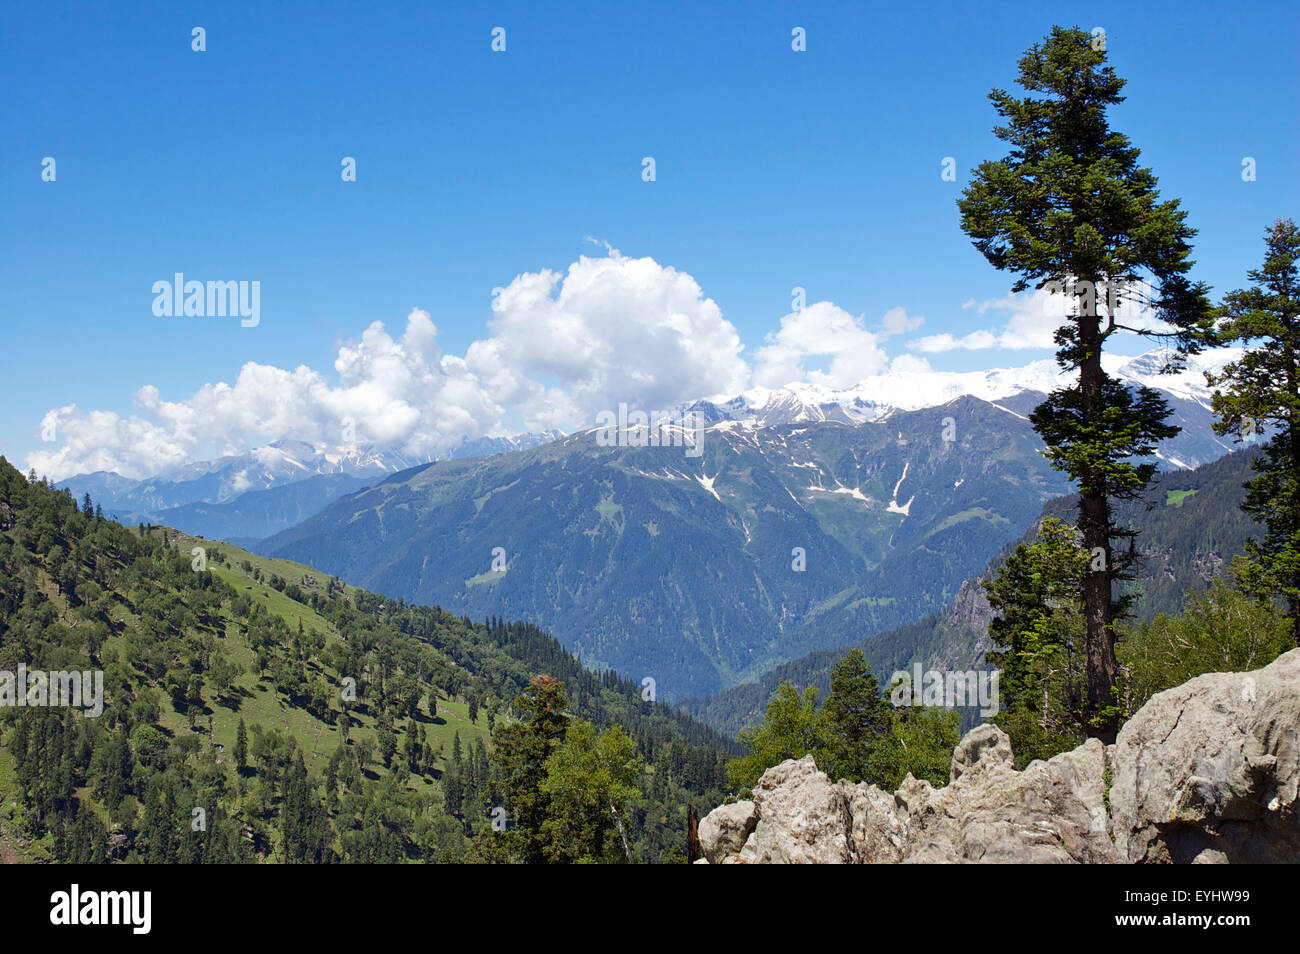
[1109,647,1300,863]
[699,648,1300,864]
[697,800,758,864]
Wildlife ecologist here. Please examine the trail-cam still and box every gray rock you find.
[698,647,1300,864]
[700,730,1117,864]
[1109,647,1300,863]
[736,755,854,864]
[890,732,1117,863]
[949,722,1015,783]
[697,800,757,864]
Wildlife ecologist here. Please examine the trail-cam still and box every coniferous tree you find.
[1208,218,1300,643]
[234,718,248,771]
[815,649,891,784]
[490,675,569,863]
[982,517,1091,763]
[958,26,1215,737]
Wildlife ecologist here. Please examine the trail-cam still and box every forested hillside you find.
[685,447,1265,737]
[262,397,1077,698]
[0,458,731,863]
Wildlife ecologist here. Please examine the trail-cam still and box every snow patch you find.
[888,461,915,516]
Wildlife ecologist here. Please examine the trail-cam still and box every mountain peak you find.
[710,347,1241,429]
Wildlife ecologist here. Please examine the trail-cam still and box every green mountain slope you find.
[684,447,1264,737]
[263,397,1072,698]
[0,458,731,863]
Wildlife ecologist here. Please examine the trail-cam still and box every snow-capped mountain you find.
[62,431,564,515]
[691,347,1243,428]
[666,347,1244,470]
[57,346,1244,538]
[264,392,1078,698]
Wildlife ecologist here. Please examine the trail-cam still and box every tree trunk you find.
[687,803,702,863]
[610,803,634,864]
[1290,353,1300,647]
[1079,310,1120,742]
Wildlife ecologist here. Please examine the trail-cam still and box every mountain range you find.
[681,446,1265,736]
[260,394,1073,699]
[57,347,1240,541]
[62,432,562,540]
[46,347,1253,701]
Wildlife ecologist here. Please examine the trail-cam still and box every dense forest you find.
[717,479,1294,783]
[683,447,1271,738]
[0,457,733,863]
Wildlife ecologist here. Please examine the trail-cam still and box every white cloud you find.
[28,310,510,480]
[908,288,1064,353]
[28,249,753,480]
[467,249,750,429]
[754,302,923,389]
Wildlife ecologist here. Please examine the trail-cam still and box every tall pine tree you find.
[490,675,570,863]
[958,26,1214,738]
[234,718,248,771]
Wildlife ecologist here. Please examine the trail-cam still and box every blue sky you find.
[2,0,1296,478]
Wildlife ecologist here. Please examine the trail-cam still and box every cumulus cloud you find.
[754,303,923,389]
[27,311,509,480]
[907,288,1065,353]
[467,249,750,429]
[27,249,753,481]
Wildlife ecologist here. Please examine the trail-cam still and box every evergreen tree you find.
[1208,218,1300,643]
[489,675,570,863]
[234,718,248,771]
[280,749,331,863]
[958,26,1214,737]
[982,517,1091,763]
[815,649,891,784]
[376,722,397,767]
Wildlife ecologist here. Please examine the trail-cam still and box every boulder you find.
[700,730,1116,864]
[697,800,757,864]
[735,756,854,864]
[879,731,1116,864]
[1109,647,1300,863]
[698,648,1300,864]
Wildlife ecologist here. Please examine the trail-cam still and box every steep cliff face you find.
[699,648,1300,864]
